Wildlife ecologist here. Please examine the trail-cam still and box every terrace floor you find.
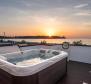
[57,61,91,84]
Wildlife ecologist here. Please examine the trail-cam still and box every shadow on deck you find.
[57,61,91,84]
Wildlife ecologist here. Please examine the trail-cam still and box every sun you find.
[48,31,54,37]
[46,28,55,37]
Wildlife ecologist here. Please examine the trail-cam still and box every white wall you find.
[69,46,91,64]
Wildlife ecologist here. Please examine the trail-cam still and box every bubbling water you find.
[16,58,44,66]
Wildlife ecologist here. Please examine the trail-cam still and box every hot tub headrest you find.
[40,50,46,53]
[52,51,59,55]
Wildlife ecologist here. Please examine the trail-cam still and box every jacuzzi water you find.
[8,54,45,66]
[1,49,60,66]
[16,58,44,66]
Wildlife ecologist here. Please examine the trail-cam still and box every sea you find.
[5,38,91,45]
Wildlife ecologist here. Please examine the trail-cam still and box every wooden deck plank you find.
[57,61,91,84]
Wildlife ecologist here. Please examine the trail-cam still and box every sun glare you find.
[46,28,55,37]
[48,31,53,37]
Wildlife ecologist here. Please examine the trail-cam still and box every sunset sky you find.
[0,0,91,38]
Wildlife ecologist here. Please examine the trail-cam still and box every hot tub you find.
[0,49,68,84]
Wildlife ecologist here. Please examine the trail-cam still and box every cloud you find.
[83,22,91,28]
[74,4,88,8]
[74,12,91,16]
[73,10,91,16]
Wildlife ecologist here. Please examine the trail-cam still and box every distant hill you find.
[0,36,66,39]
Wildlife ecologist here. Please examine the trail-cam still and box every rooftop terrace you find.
[0,46,91,84]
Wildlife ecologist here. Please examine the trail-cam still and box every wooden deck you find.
[57,61,91,84]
